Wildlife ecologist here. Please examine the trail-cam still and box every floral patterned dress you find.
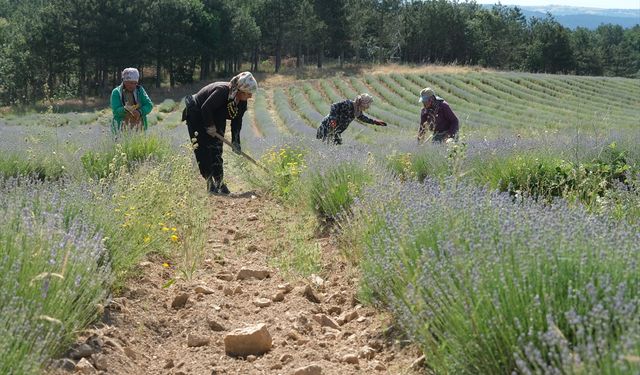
[316,100,377,144]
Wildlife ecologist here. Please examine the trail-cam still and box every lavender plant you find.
[354,177,640,374]
[0,178,111,375]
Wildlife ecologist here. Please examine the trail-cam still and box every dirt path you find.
[50,178,422,375]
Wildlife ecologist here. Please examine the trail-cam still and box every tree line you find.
[0,0,638,105]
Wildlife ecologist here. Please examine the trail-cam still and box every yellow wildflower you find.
[170,234,179,242]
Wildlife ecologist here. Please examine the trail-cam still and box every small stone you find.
[359,346,376,360]
[342,354,359,364]
[236,267,270,280]
[367,339,384,351]
[224,323,272,357]
[291,364,322,375]
[280,353,294,363]
[69,343,96,359]
[253,298,272,308]
[293,315,312,334]
[302,285,321,303]
[216,273,234,281]
[285,331,299,341]
[277,283,293,293]
[139,261,152,267]
[92,354,108,371]
[372,361,386,371]
[310,274,324,289]
[53,358,76,371]
[171,293,189,309]
[195,286,215,294]
[326,292,346,305]
[247,214,258,221]
[327,306,342,315]
[75,358,96,374]
[207,317,226,331]
[312,314,340,330]
[336,310,358,326]
[246,355,257,362]
[270,363,283,370]
[271,292,285,302]
[188,334,210,347]
[163,359,175,369]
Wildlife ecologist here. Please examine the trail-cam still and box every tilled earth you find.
[49,187,424,375]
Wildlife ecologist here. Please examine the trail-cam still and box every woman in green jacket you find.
[110,68,153,134]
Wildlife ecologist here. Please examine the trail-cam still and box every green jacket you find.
[110,84,153,134]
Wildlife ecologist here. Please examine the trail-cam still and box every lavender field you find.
[1,69,639,374]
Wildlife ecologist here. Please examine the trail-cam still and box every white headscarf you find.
[122,68,140,82]
[354,93,374,116]
[229,72,258,99]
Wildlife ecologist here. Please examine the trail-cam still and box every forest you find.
[0,0,638,105]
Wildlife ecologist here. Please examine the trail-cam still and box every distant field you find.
[244,71,640,143]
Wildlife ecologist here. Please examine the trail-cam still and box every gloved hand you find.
[375,120,387,126]
[329,119,337,129]
[232,141,242,155]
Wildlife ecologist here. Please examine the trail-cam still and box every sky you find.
[473,0,640,9]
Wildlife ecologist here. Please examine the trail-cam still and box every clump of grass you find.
[157,98,178,113]
[0,152,65,180]
[306,163,372,219]
[81,133,170,179]
[386,148,449,182]
[257,145,306,201]
[87,153,208,283]
[473,142,636,206]
[269,215,322,277]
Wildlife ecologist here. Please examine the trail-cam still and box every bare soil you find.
[49,177,424,375]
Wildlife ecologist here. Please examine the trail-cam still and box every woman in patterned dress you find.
[316,93,387,145]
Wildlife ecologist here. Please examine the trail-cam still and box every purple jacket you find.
[420,99,459,136]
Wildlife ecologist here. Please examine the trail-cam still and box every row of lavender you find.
[241,128,640,374]
[0,124,208,374]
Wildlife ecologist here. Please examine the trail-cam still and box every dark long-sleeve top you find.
[192,81,247,144]
[321,99,377,134]
[420,99,459,137]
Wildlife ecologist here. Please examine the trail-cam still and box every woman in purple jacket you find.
[417,88,459,143]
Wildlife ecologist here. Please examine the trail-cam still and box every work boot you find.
[207,176,219,195]
[211,178,230,196]
[217,182,230,196]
